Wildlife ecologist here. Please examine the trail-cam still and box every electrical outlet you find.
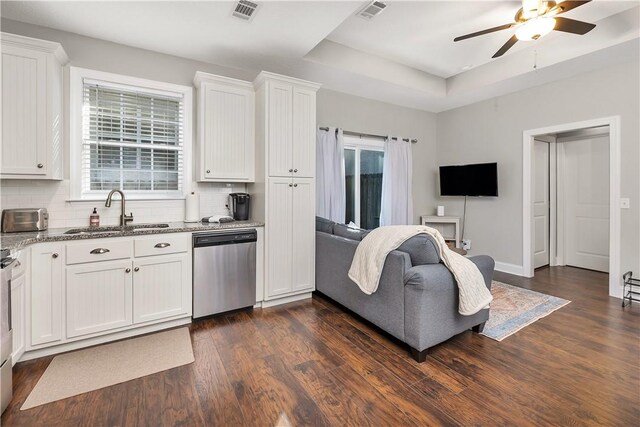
[620,198,630,209]
[462,239,471,250]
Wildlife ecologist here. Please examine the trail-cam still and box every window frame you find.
[69,67,193,201]
[343,135,384,228]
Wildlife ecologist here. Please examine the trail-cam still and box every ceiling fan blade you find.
[492,35,518,58]
[555,1,591,14]
[454,23,515,42]
[554,17,596,35]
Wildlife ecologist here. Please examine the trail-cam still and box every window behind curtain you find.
[81,81,184,195]
[344,136,384,229]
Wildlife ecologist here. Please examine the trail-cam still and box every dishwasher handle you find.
[193,230,257,248]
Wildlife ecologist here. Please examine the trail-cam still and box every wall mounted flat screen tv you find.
[439,162,498,197]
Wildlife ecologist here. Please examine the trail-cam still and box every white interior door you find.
[533,140,550,269]
[564,135,610,272]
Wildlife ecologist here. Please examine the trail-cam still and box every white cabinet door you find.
[133,253,191,324]
[291,178,315,292]
[30,243,63,346]
[66,260,133,338]
[201,83,255,181]
[292,87,316,179]
[10,273,26,363]
[1,45,48,176]
[266,178,293,297]
[268,82,293,177]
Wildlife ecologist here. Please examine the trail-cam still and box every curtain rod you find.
[318,127,418,144]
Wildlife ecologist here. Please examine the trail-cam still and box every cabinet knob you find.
[134,267,140,272]
[294,169,298,173]
[288,183,293,187]
[206,169,211,174]
[294,183,298,187]
[52,253,59,259]
[37,163,44,169]
[125,268,131,273]
[289,169,293,173]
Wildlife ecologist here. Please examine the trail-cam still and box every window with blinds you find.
[81,80,185,195]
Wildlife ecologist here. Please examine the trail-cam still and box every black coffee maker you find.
[229,193,250,221]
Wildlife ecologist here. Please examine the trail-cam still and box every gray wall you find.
[317,89,438,225]
[436,59,640,277]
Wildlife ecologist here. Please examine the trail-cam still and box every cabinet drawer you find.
[134,234,189,258]
[66,240,132,265]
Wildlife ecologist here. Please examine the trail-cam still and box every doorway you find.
[522,117,621,298]
[533,127,610,273]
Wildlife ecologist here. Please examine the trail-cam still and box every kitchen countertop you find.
[0,220,264,252]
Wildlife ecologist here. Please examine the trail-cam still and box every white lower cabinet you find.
[266,177,315,299]
[291,178,315,292]
[27,234,192,357]
[133,253,190,324]
[66,259,133,338]
[10,273,26,364]
[30,242,64,346]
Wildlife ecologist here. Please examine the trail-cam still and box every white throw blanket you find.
[348,225,493,316]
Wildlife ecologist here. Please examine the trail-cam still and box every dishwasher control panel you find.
[193,230,257,247]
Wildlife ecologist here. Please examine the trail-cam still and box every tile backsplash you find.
[0,180,244,228]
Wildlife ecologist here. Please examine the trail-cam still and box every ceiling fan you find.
[454,0,596,58]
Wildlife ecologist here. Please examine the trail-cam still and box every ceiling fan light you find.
[515,17,556,41]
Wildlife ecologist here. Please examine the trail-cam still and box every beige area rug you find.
[481,281,571,342]
[21,327,194,410]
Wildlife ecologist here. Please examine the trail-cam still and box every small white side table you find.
[420,215,461,249]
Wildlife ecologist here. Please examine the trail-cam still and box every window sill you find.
[67,196,186,202]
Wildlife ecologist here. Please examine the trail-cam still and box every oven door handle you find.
[7,278,11,332]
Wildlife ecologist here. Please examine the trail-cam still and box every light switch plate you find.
[620,198,630,209]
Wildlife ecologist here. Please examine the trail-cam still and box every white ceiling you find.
[2,1,639,112]
[327,1,639,78]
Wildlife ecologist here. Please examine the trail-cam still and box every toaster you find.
[1,208,49,233]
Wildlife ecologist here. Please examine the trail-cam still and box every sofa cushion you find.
[333,223,368,241]
[396,234,440,265]
[316,216,335,234]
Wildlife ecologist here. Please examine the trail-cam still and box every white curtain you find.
[316,127,345,223]
[380,137,413,225]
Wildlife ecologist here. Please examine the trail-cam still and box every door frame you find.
[522,116,621,298]
[533,135,556,268]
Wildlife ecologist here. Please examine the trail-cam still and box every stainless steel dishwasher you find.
[192,230,257,318]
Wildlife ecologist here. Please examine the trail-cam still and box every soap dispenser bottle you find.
[90,208,100,227]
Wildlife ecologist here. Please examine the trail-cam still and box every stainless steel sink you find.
[64,223,170,235]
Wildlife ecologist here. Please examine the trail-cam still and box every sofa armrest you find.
[404,255,494,291]
[402,257,493,351]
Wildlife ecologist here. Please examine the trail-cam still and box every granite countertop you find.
[0,220,264,252]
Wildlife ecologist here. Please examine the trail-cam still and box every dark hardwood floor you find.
[3,266,639,426]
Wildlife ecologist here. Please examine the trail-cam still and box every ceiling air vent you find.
[357,1,387,20]
[232,0,259,22]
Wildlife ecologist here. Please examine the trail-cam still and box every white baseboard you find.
[20,317,192,362]
[261,292,312,308]
[494,261,526,276]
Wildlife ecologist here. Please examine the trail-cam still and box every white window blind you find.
[81,80,184,195]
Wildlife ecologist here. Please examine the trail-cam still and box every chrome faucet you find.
[105,189,134,227]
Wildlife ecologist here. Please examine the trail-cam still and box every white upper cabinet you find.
[194,72,255,182]
[292,87,316,178]
[258,74,318,178]
[1,33,68,180]
[267,81,294,177]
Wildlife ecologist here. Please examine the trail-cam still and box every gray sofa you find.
[315,217,494,362]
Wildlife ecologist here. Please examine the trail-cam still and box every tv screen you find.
[439,163,498,197]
